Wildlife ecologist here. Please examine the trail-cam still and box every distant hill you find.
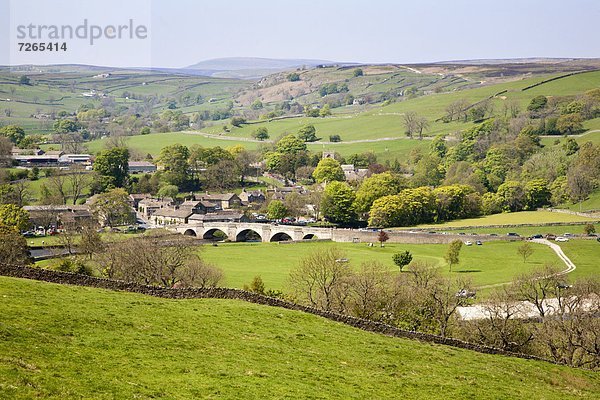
[185,57,351,79]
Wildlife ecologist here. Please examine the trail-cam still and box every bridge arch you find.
[236,229,262,242]
[183,228,197,237]
[270,232,293,242]
[302,233,317,240]
[203,228,228,241]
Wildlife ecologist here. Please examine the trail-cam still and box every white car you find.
[464,241,473,246]
[555,236,569,242]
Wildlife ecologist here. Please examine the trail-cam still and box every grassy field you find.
[1,276,598,399]
[205,70,600,142]
[559,190,600,213]
[400,211,599,230]
[201,240,561,291]
[449,223,600,236]
[559,240,600,280]
[86,132,261,155]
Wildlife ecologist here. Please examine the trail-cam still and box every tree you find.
[368,187,437,228]
[0,136,12,167]
[377,230,389,247]
[583,223,596,235]
[353,68,364,77]
[79,225,104,260]
[321,181,356,224]
[53,119,80,133]
[19,75,30,85]
[556,113,583,135]
[93,147,129,189]
[329,134,341,142]
[527,95,548,112]
[524,179,551,210]
[298,124,318,142]
[250,99,263,110]
[157,184,179,199]
[353,172,405,214]
[276,134,307,154]
[245,276,266,294]
[444,240,462,272]
[288,247,352,312]
[0,204,30,232]
[252,127,269,141]
[393,251,413,272]
[179,257,224,288]
[517,242,534,263]
[319,104,332,117]
[415,116,430,139]
[267,200,288,220]
[567,142,600,206]
[205,159,239,190]
[0,125,25,145]
[0,224,30,265]
[513,264,561,318]
[89,188,134,227]
[287,72,300,82]
[403,111,418,138]
[230,116,246,127]
[157,144,190,188]
[312,158,345,183]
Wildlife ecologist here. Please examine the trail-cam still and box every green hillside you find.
[1,276,599,399]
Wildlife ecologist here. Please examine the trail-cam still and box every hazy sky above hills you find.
[1,0,599,67]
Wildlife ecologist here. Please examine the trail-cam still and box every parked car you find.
[545,234,557,240]
[531,234,543,239]
[22,231,35,238]
[489,233,498,237]
[507,232,520,237]
[563,233,574,237]
[555,236,569,242]
[476,240,483,245]
[464,241,473,246]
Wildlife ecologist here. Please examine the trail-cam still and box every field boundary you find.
[0,264,561,367]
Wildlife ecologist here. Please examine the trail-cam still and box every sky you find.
[1,0,599,68]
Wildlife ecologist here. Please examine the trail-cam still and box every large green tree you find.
[353,172,405,214]
[89,188,134,227]
[297,124,318,142]
[157,144,191,188]
[321,182,356,224]
[93,147,129,190]
[267,200,288,220]
[0,125,25,145]
[0,204,30,231]
[312,158,345,183]
[368,187,436,227]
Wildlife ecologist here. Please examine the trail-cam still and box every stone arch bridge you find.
[172,222,332,242]
[170,222,510,244]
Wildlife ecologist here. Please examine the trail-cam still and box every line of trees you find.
[287,248,600,368]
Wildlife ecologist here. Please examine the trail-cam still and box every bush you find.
[329,134,341,142]
[230,116,246,127]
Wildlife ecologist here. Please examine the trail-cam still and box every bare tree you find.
[288,247,352,312]
[347,262,391,320]
[178,256,224,288]
[471,287,534,351]
[67,166,93,205]
[403,111,418,138]
[48,172,69,205]
[513,264,562,319]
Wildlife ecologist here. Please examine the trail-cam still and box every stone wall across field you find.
[0,264,557,366]
[331,229,515,244]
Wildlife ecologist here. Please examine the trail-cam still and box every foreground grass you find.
[202,241,560,290]
[0,277,598,399]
